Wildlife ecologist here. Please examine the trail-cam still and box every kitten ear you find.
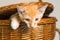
[17,6,25,14]
[39,5,48,14]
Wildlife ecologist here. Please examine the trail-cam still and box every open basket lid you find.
[0,0,54,19]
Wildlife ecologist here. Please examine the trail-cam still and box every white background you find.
[0,0,60,40]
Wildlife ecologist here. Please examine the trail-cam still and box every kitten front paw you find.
[11,20,19,30]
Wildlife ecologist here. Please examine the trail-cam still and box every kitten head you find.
[17,5,48,28]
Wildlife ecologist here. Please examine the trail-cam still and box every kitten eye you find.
[19,10,25,14]
[35,18,39,21]
[25,19,30,21]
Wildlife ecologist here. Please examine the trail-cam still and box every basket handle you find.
[56,28,60,40]
[39,0,43,2]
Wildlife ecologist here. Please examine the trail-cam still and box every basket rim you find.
[38,17,57,24]
[0,17,57,25]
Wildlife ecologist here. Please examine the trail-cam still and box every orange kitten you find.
[10,4,48,29]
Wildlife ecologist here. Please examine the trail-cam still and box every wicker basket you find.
[0,17,57,40]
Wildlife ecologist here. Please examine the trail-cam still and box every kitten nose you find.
[30,23,35,28]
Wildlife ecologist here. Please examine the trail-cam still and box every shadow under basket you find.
[0,17,57,40]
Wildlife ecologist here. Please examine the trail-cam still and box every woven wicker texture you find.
[0,17,57,40]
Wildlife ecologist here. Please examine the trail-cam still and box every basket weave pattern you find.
[0,17,56,40]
